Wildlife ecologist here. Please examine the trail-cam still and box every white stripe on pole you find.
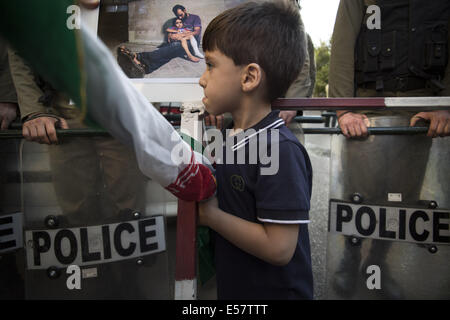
[385,97,450,108]
[175,279,197,300]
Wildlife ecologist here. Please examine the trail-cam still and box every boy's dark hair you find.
[172,4,186,16]
[203,1,305,102]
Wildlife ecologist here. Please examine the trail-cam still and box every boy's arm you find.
[199,198,299,266]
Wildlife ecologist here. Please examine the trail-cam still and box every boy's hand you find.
[198,196,218,227]
[410,110,450,138]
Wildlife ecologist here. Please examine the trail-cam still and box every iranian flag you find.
[0,0,216,202]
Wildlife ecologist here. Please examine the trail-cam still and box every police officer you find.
[0,37,24,300]
[328,0,450,299]
[6,43,149,301]
[330,0,450,138]
[276,1,317,146]
[0,37,18,130]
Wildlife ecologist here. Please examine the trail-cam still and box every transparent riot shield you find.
[0,138,26,299]
[1,134,177,299]
[326,115,450,299]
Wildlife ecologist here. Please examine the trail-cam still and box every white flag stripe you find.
[80,28,212,189]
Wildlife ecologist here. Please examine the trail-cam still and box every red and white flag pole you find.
[272,97,450,110]
[174,102,206,300]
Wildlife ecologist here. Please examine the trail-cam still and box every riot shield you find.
[326,115,450,299]
[0,138,25,299]
[0,135,177,299]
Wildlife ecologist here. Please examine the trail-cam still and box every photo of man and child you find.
[104,0,256,79]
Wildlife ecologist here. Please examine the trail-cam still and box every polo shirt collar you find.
[251,110,282,131]
[226,110,283,132]
[226,110,284,151]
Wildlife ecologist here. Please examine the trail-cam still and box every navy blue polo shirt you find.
[214,110,313,300]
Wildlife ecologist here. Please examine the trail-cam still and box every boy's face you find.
[199,50,243,115]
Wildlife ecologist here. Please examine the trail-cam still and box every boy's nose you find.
[199,74,207,88]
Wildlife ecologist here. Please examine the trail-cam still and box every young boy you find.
[198,1,313,300]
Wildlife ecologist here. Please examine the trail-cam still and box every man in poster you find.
[172,4,202,45]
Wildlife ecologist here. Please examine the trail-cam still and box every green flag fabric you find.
[0,0,86,116]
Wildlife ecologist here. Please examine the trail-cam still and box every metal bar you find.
[303,127,430,135]
[294,116,325,123]
[165,114,327,124]
[273,98,385,110]
[0,126,433,139]
[272,97,450,111]
[166,115,327,124]
[0,129,110,139]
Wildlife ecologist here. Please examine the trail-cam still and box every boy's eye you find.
[206,62,213,69]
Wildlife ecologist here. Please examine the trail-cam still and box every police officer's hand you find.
[204,114,224,130]
[337,111,371,138]
[22,116,69,145]
[279,111,297,126]
[410,110,450,138]
[0,102,18,130]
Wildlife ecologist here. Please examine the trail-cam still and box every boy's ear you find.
[241,63,263,93]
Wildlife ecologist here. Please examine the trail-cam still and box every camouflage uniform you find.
[0,38,17,104]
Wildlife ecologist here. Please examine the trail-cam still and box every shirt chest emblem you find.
[230,174,245,192]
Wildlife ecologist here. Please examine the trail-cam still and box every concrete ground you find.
[302,111,332,300]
